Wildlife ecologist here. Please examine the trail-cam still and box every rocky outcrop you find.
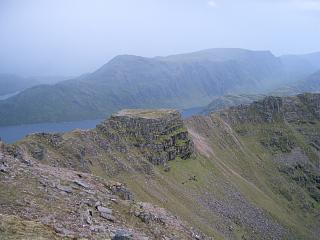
[10,109,193,177]
[131,202,207,239]
[217,93,320,125]
[98,109,194,165]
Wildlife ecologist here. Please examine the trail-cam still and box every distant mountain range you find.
[0,74,71,97]
[202,70,320,114]
[0,48,319,126]
[275,70,320,95]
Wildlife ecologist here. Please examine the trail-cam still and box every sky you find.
[0,0,319,77]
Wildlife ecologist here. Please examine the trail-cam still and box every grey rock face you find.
[275,148,320,202]
[100,212,115,221]
[98,109,194,165]
[108,182,134,200]
[73,179,90,189]
[112,229,133,240]
[217,93,320,125]
[56,184,73,193]
[97,206,113,215]
[0,163,8,173]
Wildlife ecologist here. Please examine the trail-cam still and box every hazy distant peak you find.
[282,51,320,58]
[108,54,150,64]
[93,54,154,76]
[280,51,320,70]
[156,48,275,63]
[305,69,320,81]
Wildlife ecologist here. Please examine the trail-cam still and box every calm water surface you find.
[0,107,205,144]
[0,119,103,144]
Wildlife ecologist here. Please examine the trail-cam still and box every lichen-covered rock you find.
[98,109,194,165]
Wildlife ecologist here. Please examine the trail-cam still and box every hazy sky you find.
[0,0,319,77]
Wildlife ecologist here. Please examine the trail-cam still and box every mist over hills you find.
[281,51,320,71]
[0,74,72,98]
[202,69,320,114]
[0,48,319,126]
[287,70,320,94]
[0,74,40,96]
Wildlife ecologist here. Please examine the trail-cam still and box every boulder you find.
[112,229,133,240]
[97,206,113,215]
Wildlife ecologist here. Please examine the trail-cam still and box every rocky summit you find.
[0,94,320,240]
[98,109,193,165]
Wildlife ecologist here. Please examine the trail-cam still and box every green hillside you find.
[0,48,307,126]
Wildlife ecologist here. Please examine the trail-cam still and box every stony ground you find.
[0,142,208,239]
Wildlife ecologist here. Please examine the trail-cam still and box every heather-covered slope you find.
[0,48,297,126]
[1,94,319,239]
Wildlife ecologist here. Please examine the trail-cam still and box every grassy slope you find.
[112,115,319,239]
[0,214,65,240]
[14,118,319,239]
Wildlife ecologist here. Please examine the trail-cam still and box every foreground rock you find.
[0,147,208,239]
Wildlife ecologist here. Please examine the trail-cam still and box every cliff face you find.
[98,109,193,165]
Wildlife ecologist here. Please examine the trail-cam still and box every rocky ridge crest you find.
[98,109,193,165]
[216,93,320,125]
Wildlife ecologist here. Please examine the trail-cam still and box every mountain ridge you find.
[1,48,318,126]
[1,93,319,239]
